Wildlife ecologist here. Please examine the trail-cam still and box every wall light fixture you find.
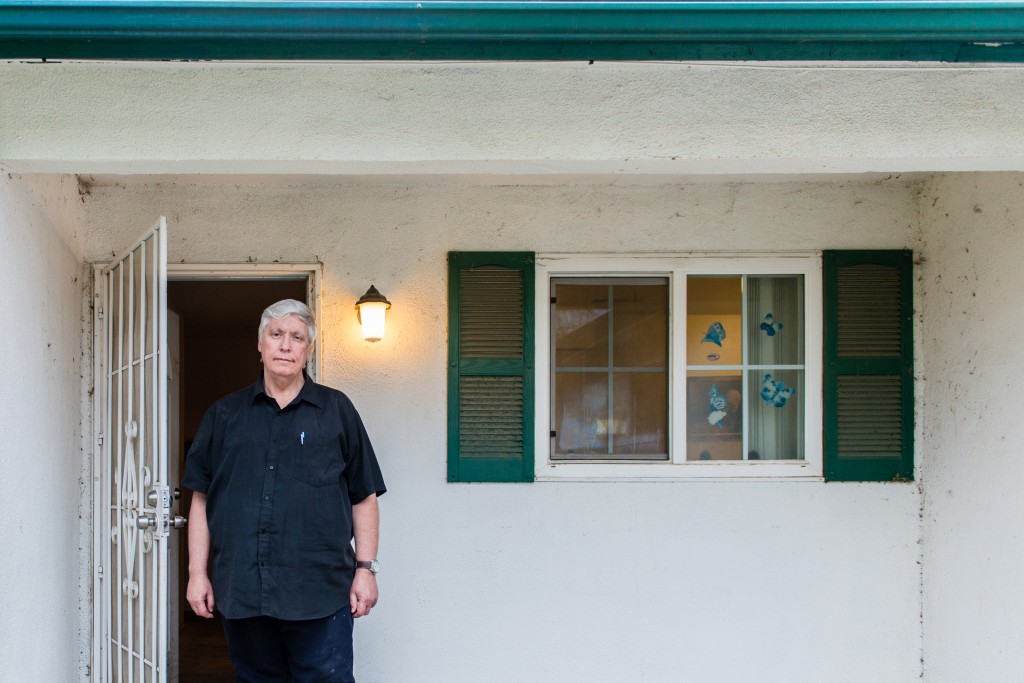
[355,285,391,342]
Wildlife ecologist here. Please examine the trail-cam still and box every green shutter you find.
[448,252,535,482]
[823,250,914,482]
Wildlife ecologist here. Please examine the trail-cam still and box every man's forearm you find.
[188,492,211,576]
[352,493,379,561]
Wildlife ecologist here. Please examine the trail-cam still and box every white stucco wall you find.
[4,57,1022,682]
[0,173,88,681]
[75,174,923,682]
[919,173,1024,682]
[2,61,1024,176]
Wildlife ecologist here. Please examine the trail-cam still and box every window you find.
[447,250,913,483]
[684,274,805,462]
[537,255,822,480]
[551,278,669,461]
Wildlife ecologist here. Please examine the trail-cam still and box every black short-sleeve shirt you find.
[182,375,386,620]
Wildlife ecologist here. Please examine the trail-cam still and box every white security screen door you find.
[95,217,181,683]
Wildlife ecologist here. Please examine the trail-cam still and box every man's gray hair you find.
[259,299,316,349]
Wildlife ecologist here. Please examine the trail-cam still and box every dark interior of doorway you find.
[168,278,307,683]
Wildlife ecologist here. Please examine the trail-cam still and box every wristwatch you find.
[356,559,380,575]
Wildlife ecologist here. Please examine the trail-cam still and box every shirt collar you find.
[252,369,324,408]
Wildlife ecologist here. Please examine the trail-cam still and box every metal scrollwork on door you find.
[119,420,141,598]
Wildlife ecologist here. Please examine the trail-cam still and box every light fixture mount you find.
[355,285,392,310]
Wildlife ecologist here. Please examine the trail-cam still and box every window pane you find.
[747,276,804,366]
[553,372,608,457]
[687,277,742,366]
[613,285,668,368]
[612,371,668,457]
[552,279,669,461]
[686,373,742,461]
[554,285,608,368]
[748,369,804,460]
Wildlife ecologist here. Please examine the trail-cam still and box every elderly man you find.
[183,299,386,683]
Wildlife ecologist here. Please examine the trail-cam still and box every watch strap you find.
[356,560,379,574]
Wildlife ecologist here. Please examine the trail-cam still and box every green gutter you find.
[2,1,1024,62]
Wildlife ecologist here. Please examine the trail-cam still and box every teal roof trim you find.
[2,1,1024,62]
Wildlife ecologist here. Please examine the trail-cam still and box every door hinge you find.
[97,434,104,446]
[97,565,104,579]
[97,306,104,320]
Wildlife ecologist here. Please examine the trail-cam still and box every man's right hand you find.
[187,574,216,618]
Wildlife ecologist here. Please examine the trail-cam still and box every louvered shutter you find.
[448,252,535,482]
[823,250,914,481]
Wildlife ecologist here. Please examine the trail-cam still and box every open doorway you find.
[168,276,309,682]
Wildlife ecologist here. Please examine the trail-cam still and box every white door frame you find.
[166,263,324,381]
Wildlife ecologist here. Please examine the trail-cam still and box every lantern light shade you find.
[355,285,391,342]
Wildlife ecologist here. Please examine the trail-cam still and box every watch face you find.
[369,559,380,574]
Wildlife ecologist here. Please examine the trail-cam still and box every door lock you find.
[142,484,185,537]
[147,487,180,506]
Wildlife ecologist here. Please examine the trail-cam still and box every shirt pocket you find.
[293,435,343,487]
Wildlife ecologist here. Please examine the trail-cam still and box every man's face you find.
[258,314,311,383]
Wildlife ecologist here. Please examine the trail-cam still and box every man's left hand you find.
[350,569,378,618]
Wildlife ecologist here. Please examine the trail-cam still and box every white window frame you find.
[534,253,823,481]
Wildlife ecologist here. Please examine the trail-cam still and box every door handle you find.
[136,514,185,530]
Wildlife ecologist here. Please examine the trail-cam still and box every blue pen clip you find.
[300,431,305,446]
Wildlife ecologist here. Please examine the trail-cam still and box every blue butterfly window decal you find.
[702,322,726,347]
[707,383,729,427]
[759,312,783,337]
[759,373,795,408]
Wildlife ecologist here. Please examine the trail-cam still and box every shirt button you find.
[264,496,270,501]
[269,465,275,470]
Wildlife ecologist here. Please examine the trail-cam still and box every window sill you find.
[536,460,823,482]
